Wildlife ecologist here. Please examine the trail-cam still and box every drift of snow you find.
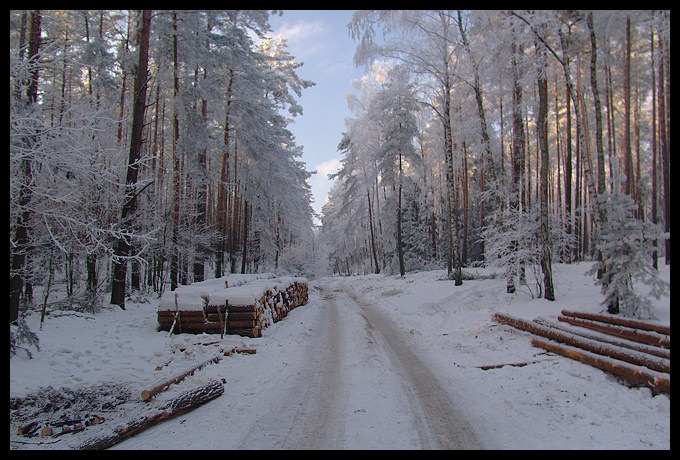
[9,261,670,450]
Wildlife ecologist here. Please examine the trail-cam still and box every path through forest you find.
[114,278,483,449]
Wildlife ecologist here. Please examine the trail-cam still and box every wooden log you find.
[561,310,670,335]
[204,322,224,333]
[532,338,670,395]
[493,313,670,374]
[173,324,206,334]
[205,304,227,314]
[558,316,670,349]
[216,305,225,339]
[534,317,671,360]
[225,319,257,328]
[478,361,533,370]
[225,304,258,313]
[171,318,206,325]
[158,310,204,319]
[140,353,223,401]
[226,327,261,338]
[226,311,258,321]
[233,347,257,354]
[80,380,224,450]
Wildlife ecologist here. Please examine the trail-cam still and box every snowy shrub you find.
[9,317,40,359]
[589,183,668,319]
[481,202,546,298]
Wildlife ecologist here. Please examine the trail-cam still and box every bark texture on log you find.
[141,353,222,401]
[533,317,671,360]
[558,316,670,349]
[561,310,670,335]
[493,313,670,374]
[532,339,670,395]
[81,380,224,450]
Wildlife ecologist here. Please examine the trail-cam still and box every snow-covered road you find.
[10,263,670,450]
[113,278,482,449]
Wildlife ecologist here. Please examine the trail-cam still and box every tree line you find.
[9,9,316,330]
[319,10,670,318]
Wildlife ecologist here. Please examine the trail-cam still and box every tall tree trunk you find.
[457,10,497,184]
[554,74,563,257]
[564,80,573,263]
[118,12,131,143]
[457,11,496,267]
[623,16,634,197]
[651,28,658,269]
[170,12,181,291]
[215,70,233,278]
[230,140,240,274]
[558,28,602,245]
[111,10,152,308]
[10,10,41,323]
[537,33,555,301]
[241,200,249,274]
[367,190,380,274]
[657,34,670,264]
[606,63,616,191]
[508,37,525,294]
[397,148,405,277]
[587,11,608,279]
[194,64,208,283]
[461,140,469,265]
[443,78,461,285]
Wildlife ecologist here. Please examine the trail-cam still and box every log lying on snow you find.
[561,310,670,336]
[80,380,224,450]
[534,317,671,360]
[140,346,255,401]
[141,352,223,401]
[493,313,670,374]
[532,338,670,395]
[558,315,670,349]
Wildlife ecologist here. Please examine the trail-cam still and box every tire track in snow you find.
[341,280,482,449]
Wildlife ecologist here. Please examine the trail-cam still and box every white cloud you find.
[308,157,341,217]
[316,157,341,177]
[275,20,325,47]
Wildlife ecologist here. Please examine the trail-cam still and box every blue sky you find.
[268,10,365,223]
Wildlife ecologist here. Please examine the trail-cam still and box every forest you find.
[9,10,670,355]
[321,10,669,317]
[9,10,316,322]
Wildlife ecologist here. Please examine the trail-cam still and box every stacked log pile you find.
[157,276,308,338]
[492,310,670,395]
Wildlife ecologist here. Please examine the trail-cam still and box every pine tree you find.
[590,169,668,319]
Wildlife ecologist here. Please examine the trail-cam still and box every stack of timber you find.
[157,274,308,338]
[492,310,670,395]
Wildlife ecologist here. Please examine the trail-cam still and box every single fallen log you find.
[225,319,258,328]
[80,380,224,450]
[478,361,539,370]
[226,327,261,338]
[223,347,257,356]
[226,311,259,321]
[141,353,223,401]
[558,316,670,349]
[534,317,671,360]
[226,304,259,313]
[493,313,670,374]
[531,338,670,395]
[561,310,670,335]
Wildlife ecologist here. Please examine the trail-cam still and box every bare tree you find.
[111,10,152,308]
[10,10,41,323]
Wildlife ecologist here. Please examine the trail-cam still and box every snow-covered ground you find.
[10,261,670,450]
